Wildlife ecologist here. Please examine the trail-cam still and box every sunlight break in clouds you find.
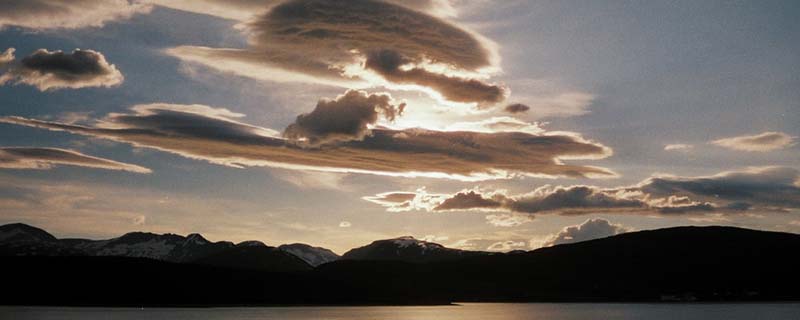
[0,100,614,180]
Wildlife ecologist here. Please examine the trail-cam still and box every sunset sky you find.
[1,0,798,254]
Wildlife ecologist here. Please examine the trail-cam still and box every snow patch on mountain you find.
[279,243,340,267]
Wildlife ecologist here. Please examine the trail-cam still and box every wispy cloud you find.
[664,143,693,152]
[0,0,150,30]
[0,147,150,173]
[711,132,795,152]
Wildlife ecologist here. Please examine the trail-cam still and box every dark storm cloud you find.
[0,0,150,30]
[0,49,124,91]
[0,147,151,173]
[167,0,503,105]
[284,90,406,145]
[367,167,800,218]
[543,218,630,247]
[0,103,614,180]
[504,103,530,114]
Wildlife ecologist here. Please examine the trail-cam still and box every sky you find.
[0,0,798,254]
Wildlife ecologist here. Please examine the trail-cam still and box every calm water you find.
[2,303,799,319]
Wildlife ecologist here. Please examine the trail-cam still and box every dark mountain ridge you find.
[2,223,800,305]
[341,236,491,263]
[0,223,312,272]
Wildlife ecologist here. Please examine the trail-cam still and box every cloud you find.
[486,240,527,252]
[711,132,795,152]
[284,90,405,145]
[443,117,544,135]
[449,237,528,252]
[506,186,647,214]
[149,0,456,21]
[542,218,630,247]
[504,79,595,118]
[364,50,506,106]
[166,0,503,105]
[0,48,14,67]
[636,166,800,210]
[485,213,533,227]
[0,49,123,91]
[367,166,800,219]
[0,0,150,30]
[132,215,147,226]
[0,102,613,180]
[362,188,446,212]
[0,147,151,173]
[147,0,279,21]
[664,143,693,152]
[504,103,530,114]
[273,170,347,190]
[434,190,503,211]
[364,186,637,217]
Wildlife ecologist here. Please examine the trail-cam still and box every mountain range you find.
[2,223,800,306]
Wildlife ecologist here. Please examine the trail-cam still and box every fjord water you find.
[3,303,799,320]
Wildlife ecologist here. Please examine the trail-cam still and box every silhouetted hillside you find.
[341,236,490,263]
[2,224,799,305]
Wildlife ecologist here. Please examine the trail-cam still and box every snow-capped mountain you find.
[0,223,327,272]
[65,232,236,262]
[341,236,490,263]
[278,243,340,267]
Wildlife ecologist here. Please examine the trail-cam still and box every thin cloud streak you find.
[0,0,150,30]
[711,132,795,152]
[0,147,151,173]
